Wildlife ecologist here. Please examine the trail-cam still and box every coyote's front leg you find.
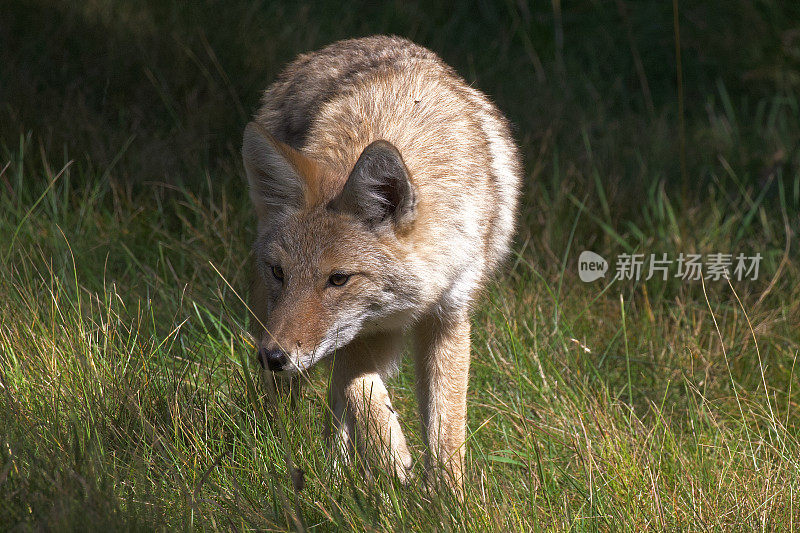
[326,333,412,483]
[414,312,471,495]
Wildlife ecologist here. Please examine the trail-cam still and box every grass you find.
[2,0,800,530]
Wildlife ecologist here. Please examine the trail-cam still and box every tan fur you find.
[243,36,521,495]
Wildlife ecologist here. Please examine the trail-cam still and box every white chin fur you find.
[284,354,320,374]
[284,321,362,374]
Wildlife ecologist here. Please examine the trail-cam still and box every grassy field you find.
[1,1,799,530]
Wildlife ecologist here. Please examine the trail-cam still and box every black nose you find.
[259,348,289,372]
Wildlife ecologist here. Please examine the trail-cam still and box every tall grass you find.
[1,107,798,528]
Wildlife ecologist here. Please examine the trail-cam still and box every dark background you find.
[3,0,799,198]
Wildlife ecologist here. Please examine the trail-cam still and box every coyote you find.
[243,35,521,493]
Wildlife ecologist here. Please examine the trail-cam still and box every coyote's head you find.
[243,123,421,374]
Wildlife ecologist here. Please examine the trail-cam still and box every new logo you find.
[578,251,608,282]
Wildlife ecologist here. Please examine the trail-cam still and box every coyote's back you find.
[243,35,521,493]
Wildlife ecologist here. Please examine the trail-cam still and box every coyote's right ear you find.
[242,122,305,219]
[328,140,416,230]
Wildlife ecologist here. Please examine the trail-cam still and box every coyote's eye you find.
[271,265,284,282]
[328,272,351,287]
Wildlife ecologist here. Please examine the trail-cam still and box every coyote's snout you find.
[244,35,521,494]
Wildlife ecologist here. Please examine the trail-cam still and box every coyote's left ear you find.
[329,140,416,229]
[242,122,307,220]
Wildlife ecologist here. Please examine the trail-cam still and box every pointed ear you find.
[328,140,416,229]
[242,122,305,219]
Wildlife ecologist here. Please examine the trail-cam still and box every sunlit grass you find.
[1,112,798,528]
